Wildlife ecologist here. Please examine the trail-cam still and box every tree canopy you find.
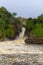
[25,15,43,38]
[0,7,22,41]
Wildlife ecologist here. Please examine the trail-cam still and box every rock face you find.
[25,33,43,44]
[0,54,43,65]
[25,38,43,44]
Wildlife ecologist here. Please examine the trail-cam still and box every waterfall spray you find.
[13,27,26,44]
[19,27,25,39]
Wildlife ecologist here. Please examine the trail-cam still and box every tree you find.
[12,13,17,17]
[26,18,34,31]
[37,14,43,23]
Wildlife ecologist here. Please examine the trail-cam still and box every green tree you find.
[26,18,34,31]
[37,14,43,23]
[12,13,17,17]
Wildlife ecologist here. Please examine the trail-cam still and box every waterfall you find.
[13,27,26,45]
[19,27,25,39]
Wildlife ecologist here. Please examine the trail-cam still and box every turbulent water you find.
[13,27,26,44]
[19,27,25,39]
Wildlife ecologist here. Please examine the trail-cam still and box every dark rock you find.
[25,37,43,44]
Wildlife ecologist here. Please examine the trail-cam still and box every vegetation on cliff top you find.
[0,7,22,41]
[25,15,43,38]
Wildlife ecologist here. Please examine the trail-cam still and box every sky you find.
[0,0,43,18]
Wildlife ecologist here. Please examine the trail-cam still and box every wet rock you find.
[25,38,43,44]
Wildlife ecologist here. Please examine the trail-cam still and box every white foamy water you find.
[0,41,43,54]
[13,27,26,44]
[19,27,25,39]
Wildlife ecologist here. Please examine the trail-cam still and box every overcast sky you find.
[0,0,43,18]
